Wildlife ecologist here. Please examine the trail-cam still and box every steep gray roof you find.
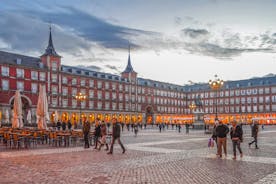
[0,50,44,69]
[41,27,60,57]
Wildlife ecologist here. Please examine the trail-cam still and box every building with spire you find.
[0,27,276,126]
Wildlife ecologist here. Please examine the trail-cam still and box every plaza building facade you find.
[0,29,276,125]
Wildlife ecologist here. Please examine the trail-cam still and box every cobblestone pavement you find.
[0,126,276,184]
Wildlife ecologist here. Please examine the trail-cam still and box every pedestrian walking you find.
[249,121,259,149]
[211,122,218,153]
[94,119,101,149]
[134,123,138,137]
[67,121,72,130]
[159,124,162,132]
[83,120,90,149]
[230,121,243,160]
[215,120,229,158]
[107,118,126,154]
[61,121,66,131]
[178,124,181,133]
[185,124,189,134]
[98,122,109,151]
[57,120,61,130]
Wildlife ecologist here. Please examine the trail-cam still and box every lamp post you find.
[189,103,197,124]
[75,92,87,125]
[209,75,224,121]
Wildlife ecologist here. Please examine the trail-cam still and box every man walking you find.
[230,121,243,160]
[107,118,126,154]
[249,121,259,149]
[83,120,90,149]
[215,120,229,158]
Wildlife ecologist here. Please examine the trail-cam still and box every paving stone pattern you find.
[0,126,276,184]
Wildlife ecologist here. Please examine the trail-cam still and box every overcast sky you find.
[0,0,276,85]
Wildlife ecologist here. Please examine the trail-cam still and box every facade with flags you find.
[0,28,276,125]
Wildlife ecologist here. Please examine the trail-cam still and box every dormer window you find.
[1,66,9,76]
[16,58,22,65]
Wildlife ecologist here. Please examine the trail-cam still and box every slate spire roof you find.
[42,25,60,57]
[122,44,136,73]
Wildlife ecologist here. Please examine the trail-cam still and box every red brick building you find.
[0,28,276,125]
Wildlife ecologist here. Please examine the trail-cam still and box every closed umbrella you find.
[4,109,9,124]
[27,110,32,124]
[12,90,24,128]
[54,110,59,123]
[36,85,49,129]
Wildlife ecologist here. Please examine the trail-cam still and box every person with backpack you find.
[107,118,126,154]
[230,120,243,160]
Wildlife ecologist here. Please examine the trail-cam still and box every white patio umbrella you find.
[36,85,49,129]
[54,110,59,123]
[4,109,9,124]
[27,110,32,124]
[12,90,24,128]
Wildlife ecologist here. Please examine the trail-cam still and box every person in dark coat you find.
[61,121,66,131]
[230,121,243,159]
[107,118,126,154]
[211,123,218,153]
[98,123,109,151]
[67,121,72,130]
[94,119,101,149]
[57,120,61,130]
[249,121,259,149]
[215,120,229,158]
[83,121,91,148]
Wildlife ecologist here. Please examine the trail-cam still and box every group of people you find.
[82,118,126,154]
[212,120,259,160]
[56,120,72,131]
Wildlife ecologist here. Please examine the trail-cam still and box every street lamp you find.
[209,74,224,121]
[189,103,197,112]
[75,92,87,125]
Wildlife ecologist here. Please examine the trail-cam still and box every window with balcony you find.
[52,86,58,95]
[97,81,102,88]
[16,68,24,78]
[112,93,116,100]
[89,101,94,109]
[265,96,270,103]
[72,88,77,96]
[119,103,123,110]
[105,93,110,100]
[31,71,38,80]
[112,102,117,111]
[31,83,38,93]
[259,88,264,94]
[105,102,110,110]
[97,91,102,99]
[62,87,68,96]
[52,62,57,71]
[80,79,86,86]
[265,88,270,94]
[105,82,109,89]
[112,83,116,90]
[119,84,123,91]
[39,72,46,81]
[89,80,94,87]
[1,66,9,76]
[62,99,68,107]
[52,98,57,107]
[2,79,9,90]
[17,81,24,91]
[72,100,77,108]
[51,74,57,83]
[97,102,102,109]
[72,78,77,85]
[89,90,94,98]
[62,77,67,84]
[258,97,263,104]
[81,101,86,108]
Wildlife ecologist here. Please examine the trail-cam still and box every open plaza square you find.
[1,126,276,184]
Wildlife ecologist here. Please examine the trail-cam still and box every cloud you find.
[179,27,276,59]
